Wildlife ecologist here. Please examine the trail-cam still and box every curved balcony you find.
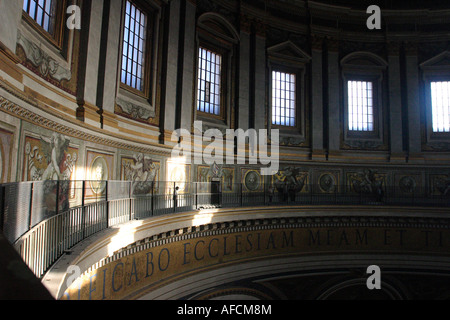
[1,180,449,283]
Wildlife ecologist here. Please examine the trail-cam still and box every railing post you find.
[55,180,60,216]
[129,181,133,221]
[105,181,109,228]
[151,181,155,217]
[173,182,176,213]
[81,181,86,240]
[240,183,243,206]
[263,180,267,205]
[334,185,337,204]
[28,182,34,230]
[195,183,198,210]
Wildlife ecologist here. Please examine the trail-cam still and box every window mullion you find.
[121,1,148,93]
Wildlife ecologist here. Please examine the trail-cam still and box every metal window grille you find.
[197,47,222,116]
[23,0,55,34]
[348,80,374,132]
[121,0,147,92]
[272,71,296,127]
[431,81,450,133]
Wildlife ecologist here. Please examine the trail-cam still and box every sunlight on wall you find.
[107,220,144,257]
[192,210,217,227]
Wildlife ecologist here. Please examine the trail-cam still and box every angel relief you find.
[24,133,78,216]
[122,153,159,195]
[25,133,78,181]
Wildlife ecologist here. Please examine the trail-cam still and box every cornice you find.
[0,41,22,65]
[0,80,172,157]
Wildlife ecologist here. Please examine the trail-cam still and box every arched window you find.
[421,52,450,143]
[341,52,388,149]
[195,13,239,125]
[267,41,311,143]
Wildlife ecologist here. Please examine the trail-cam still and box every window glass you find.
[197,47,222,116]
[272,71,296,127]
[121,0,147,92]
[347,80,374,132]
[431,81,450,133]
[23,0,55,34]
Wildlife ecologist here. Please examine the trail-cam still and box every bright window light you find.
[431,81,450,133]
[272,71,296,127]
[348,80,374,132]
[121,1,147,91]
[23,0,55,33]
[197,47,222,116]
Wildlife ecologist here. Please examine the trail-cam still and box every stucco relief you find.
[347,169,386,199]
[16,31,72,82]
[272,167,308,194]
[115,97,155,122]
[24,133,77,182]
[122,154,160,195]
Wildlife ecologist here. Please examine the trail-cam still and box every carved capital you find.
[326,37,339,52]
[404,41,418,56]
[240,13,252,34]
[311,34,324,51]
[240,13,266,37]
[386,41,401,56]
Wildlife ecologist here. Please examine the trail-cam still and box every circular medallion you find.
[170,166,186,192]
[399,176,416,194]
[244,171,261,191]
[89,156,108,194]
[319,173,336,193]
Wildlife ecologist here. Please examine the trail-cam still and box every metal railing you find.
[0,180,449,278]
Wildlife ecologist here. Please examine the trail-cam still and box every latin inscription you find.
[62,227,450,300]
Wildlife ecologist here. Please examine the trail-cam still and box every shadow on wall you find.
[0,232,54,300]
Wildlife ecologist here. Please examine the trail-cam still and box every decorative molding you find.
[343,140,385,150]
[341,51,388,69]
[0,41,22,64]
[16,30,72,82]
[280,136,306,147]
[116,97,156,121]
[420,50,450,72]
[0,90,171,157]
[267,40,312,65]
[427,142,450,152]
